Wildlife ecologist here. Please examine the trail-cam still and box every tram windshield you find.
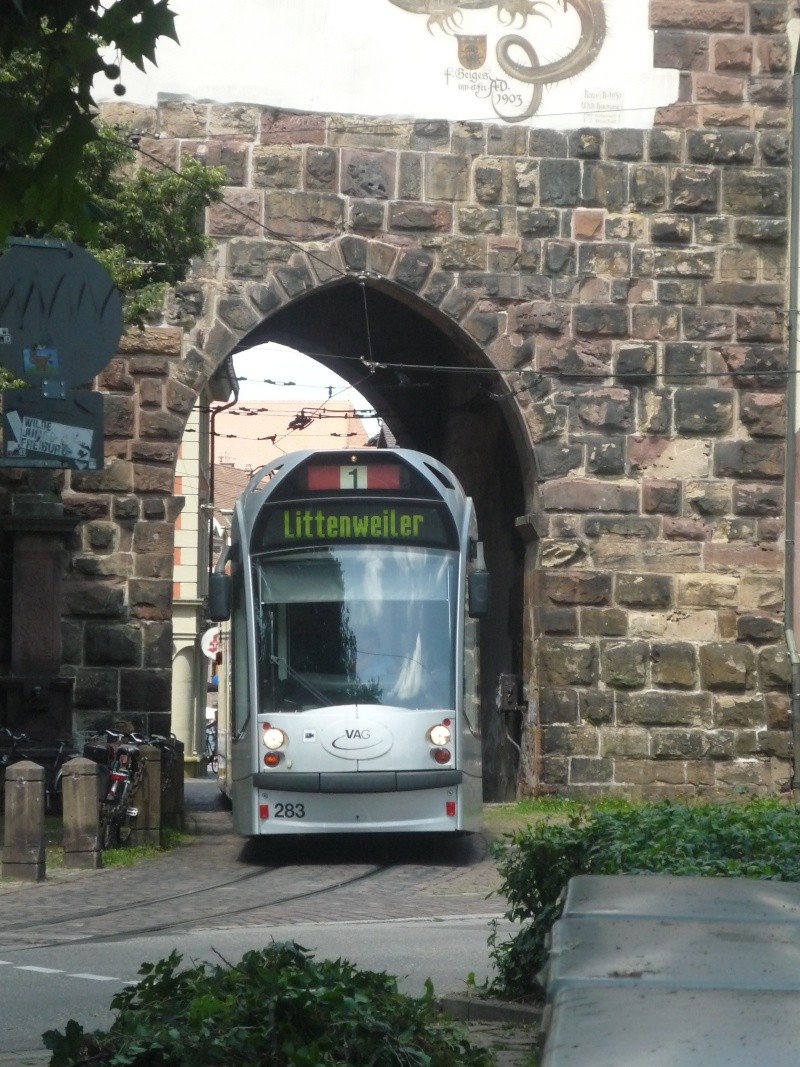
[254,545,457,712]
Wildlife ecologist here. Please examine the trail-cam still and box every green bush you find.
[489,799,800,998]
[44,941,495,1066]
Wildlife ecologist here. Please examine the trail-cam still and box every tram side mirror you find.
[468,570,490,618]
[208,572,232,622]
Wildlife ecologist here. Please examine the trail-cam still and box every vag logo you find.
[321,720,392,760]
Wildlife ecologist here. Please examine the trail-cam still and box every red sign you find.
[306,464,401,491]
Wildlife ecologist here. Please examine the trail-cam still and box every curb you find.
[438,993,543,1025]
[0,1052,50,1065]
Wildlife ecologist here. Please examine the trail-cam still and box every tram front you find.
[213,450,487,837]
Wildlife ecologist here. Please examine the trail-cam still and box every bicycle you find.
[83,730,146,848]
[205,720,218,774]
[0,729,78,815]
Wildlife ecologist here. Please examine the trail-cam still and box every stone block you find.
[663,517,711,541]
[630,438,712,480]
[539,607,578,635]
[129,579,172,621]
[737,614,783,643]
[539,688,579,725]
[670,166,720,212]
[722,168,787,216]
[85,623,142,667]
[739,573,784,612]
[642,480,681,515]
[584,516,660,540]
[573,305,629,337]
[739,393,786,437]
[688,130,755,163]
[581,690,614,724]
[569,757,613,785]
[674,388,734,434]
[683,307,734,339]
[678,575,739,608]
[580,608,628,637]
[120,668,171,712]
[571,388,632,432]
[542,479,639,514]
[540,159,580,205]
[584,437,626,476]
[538,640,597,687]
[71,667,120,709]
[631,166,668,209]
[713,695,766,729]
[543,571,612,605]
[542,725,599,757]
[616,690,711,727]
[732,482,783,516]
[714,441,785,479]
[630,610,718,642]
[685,480,730,516]
[652,641,698,689]
[600,728,650,758]
[699,643,756,691]
[601,641,649,689]
[759,645,792,689]
[616,574,673,609]
[715,344,786,389]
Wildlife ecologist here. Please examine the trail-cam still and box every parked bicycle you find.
[83,729,145,848]
[0,728,78,815]
[205,719,218,774]
[82,729,182,848]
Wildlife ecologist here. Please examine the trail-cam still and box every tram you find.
[209,448,489,836]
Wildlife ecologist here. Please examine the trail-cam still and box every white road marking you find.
[2,962,126,982]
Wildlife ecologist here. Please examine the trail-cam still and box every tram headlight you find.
[262,726,287,750]
[428,724,451,746]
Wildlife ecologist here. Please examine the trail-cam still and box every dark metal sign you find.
[0,389,104,470]
[0,239,123,387]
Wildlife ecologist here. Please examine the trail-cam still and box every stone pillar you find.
[129,744,161,847]
[62,757,103,869]
[0,495,79,739]
[2,761,45,882]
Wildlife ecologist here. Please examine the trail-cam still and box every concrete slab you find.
[545,916,800,994]
[562,874,800,924]
[541,987,800,1067]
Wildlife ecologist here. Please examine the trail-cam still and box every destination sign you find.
[257,502,454,549]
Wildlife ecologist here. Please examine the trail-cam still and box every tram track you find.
[0,862,393,952]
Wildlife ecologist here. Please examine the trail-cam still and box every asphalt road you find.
[0,782,513,1055]
[0,914,515,1054]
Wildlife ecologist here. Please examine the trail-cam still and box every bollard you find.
[62,757,103,869]
[2,760,45,882]
[129,744,161,847]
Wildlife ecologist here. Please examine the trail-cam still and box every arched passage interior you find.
[235,278,528,801]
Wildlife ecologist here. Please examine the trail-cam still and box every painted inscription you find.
[388,0,606,122]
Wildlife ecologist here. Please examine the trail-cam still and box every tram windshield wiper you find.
[270,655,331,708]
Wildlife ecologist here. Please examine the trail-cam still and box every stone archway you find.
[199,257,535,801]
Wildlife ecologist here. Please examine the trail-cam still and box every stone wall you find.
[17,0,790,790]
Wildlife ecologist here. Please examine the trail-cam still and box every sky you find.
[231,342,381,438]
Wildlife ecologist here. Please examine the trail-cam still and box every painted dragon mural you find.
[389,0,606,121]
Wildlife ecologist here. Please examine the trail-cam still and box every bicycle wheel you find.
[99,802,119,849]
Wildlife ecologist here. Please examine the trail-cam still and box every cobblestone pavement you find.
[0,780,539,1064]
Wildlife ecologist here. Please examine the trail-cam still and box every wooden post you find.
[2,761,45,882]
[62,757,103,869]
